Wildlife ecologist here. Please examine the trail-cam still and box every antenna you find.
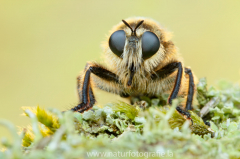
[122,19,144,36]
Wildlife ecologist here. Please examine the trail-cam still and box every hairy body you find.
[73,17,198,115]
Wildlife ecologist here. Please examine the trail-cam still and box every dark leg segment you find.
[151,62,179,80]
[89,87,95,106]
[185,68,194,111]
[176,106,191,119]
[72,64,120,113]
[82,69,91,104]
[151,62,194,120]
[176,106,193,124]
[89,66,119,82]
[150,61,183,105]
[72,69,94,112]
[76,76,96,106]
[168,62,183,104]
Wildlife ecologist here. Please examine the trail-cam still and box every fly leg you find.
[71,62,121,113]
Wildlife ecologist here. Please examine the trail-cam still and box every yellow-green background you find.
[1,1,240,142]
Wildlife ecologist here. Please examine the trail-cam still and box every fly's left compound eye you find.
[141,31,160,59]
[109,30,126,57]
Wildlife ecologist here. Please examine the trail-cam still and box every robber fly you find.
[71,17,198,119]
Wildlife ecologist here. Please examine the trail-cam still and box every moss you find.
[0,78,240,159]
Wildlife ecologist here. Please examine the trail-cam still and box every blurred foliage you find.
[0,78,240,158]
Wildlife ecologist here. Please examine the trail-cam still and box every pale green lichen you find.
[0,78,240,159]
[197,78,240,124]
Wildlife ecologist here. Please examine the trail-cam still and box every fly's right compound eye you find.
[141,31,160,59]
[109,30,126,57]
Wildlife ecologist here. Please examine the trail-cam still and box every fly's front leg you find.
[71,62,120,113]
[72,68,95,113]
[167,62,183,105]
[151,61,183,105]
[173,67,196,122]
[166,62,192,119]
[152,62,193,120]
[76,67,95,108]
[169,67,196,120]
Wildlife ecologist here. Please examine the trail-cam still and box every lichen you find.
[0,78,240,159]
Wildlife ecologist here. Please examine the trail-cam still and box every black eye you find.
[109,30,126,57]
[142,31,160,59]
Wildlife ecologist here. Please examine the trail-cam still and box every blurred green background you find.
[0,1,240,142]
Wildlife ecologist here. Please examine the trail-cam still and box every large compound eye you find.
[141,31,160,59]
[109,30,126,57]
